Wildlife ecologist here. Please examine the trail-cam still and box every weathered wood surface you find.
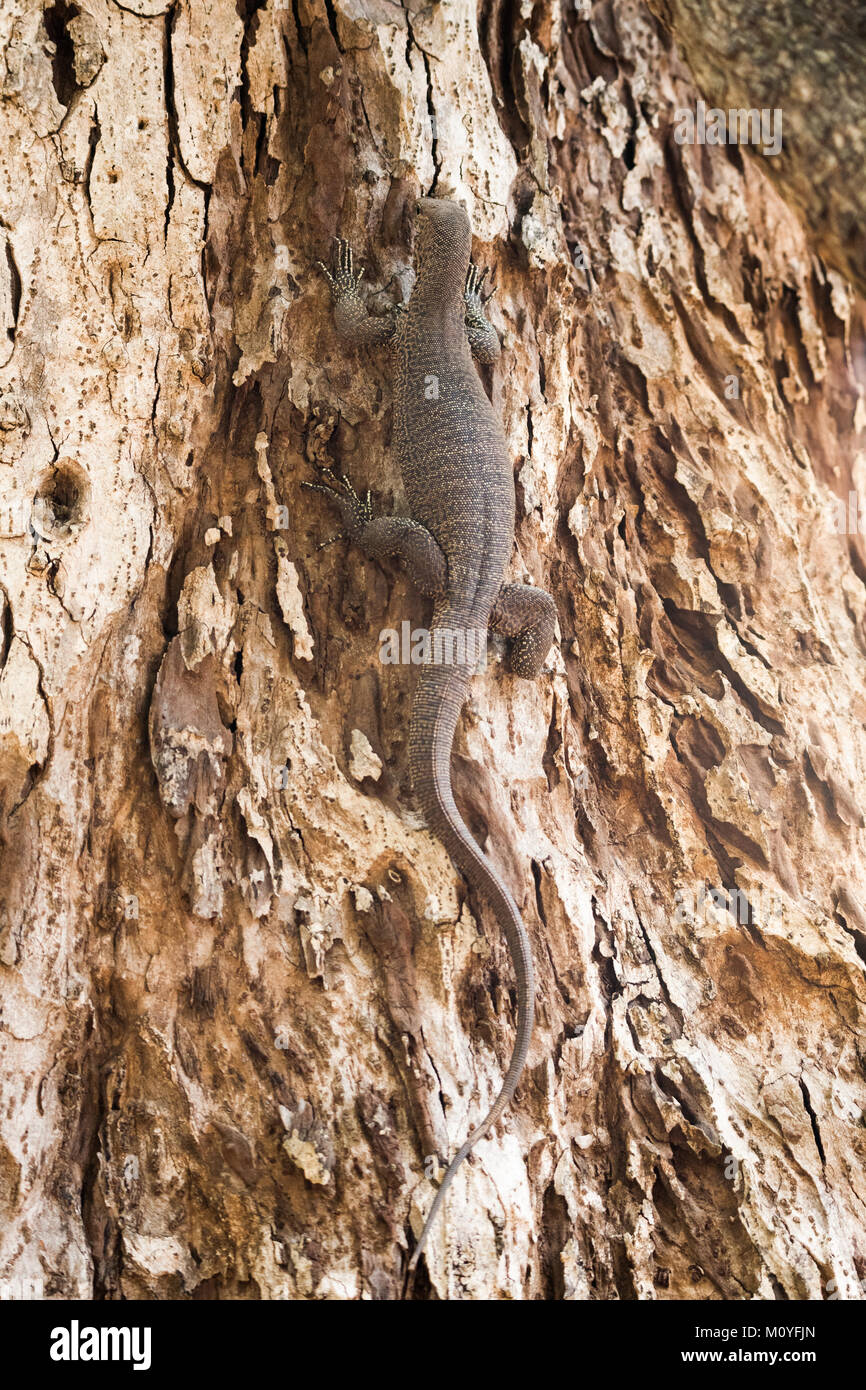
[0,0,864,1300]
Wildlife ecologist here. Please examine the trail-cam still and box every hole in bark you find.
[43,1,80,109]
[0,591,12,666]
[4,239,20,344]
[31,459,91,539]
[531,859,547,927]
[538,1183,569,1299]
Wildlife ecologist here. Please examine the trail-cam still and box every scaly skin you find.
[312,198,557,1293]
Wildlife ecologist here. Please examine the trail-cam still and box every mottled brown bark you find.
[646,0,866,296]
[1,0,865,1302]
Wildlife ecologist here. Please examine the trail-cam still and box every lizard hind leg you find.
[490,582,557,678]
[305,471,447,598]
[363,515,448,597]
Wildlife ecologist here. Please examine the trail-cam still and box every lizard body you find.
[313,198,557,1290]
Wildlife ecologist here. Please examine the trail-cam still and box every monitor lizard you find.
[310,197,557,1293]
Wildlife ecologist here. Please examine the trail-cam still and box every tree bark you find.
[646,0,866,297]
[1,0,865,1301]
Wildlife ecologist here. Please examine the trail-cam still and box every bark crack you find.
[798,1075,826,1169]
[405,5,440,189]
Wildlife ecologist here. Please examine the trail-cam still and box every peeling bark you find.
[1,0,865,1302]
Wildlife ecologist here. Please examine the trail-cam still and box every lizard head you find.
[413,197,472,295]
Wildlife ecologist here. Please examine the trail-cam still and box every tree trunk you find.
[1,0,865,1302]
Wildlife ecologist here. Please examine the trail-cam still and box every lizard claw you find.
[462,262,501,362]
[304,468,374,540]
[319,238,365,301]
[466,263,487,296]
[465,261,496,314]
[316,531,348,551]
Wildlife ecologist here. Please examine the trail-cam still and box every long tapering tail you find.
[404,658,535,1292]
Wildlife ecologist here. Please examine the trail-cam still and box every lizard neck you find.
[406,301,466,360]
[409,251,468,330]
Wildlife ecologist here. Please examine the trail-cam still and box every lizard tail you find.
[404,660,536,1293]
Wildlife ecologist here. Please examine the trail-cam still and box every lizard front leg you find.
[464,261,500,364]
[490,582,557,678]
[305,470,447,599]
[319,238,401,347]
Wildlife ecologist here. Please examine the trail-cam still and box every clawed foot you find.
[317,238,400,344]
[303,467,374,544]
[464,261,495,315]
[318,238,365,304]
[463,262,501,364]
